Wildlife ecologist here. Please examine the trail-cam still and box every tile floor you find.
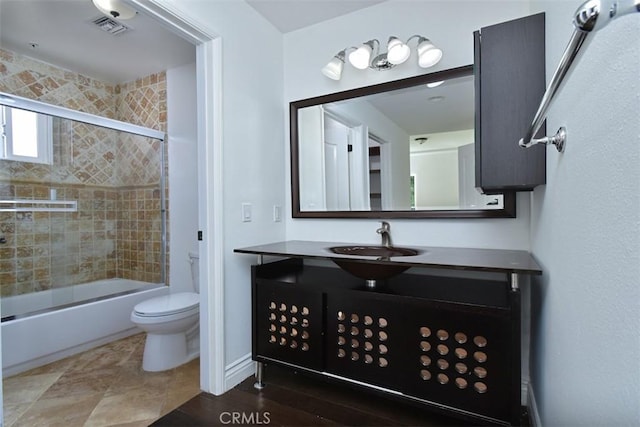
[3,333,201,427]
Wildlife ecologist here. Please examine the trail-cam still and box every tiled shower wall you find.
[0,48,168,298]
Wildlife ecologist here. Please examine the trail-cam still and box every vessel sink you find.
[328,245,420,281]
[330,245,419,258]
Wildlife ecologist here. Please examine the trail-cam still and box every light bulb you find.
[92,0,137,20]
[417,39,443,68]
[348,43,373,70]
[387,37,410,65]
[322,57,344,80]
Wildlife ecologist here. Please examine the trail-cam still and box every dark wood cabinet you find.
[237,240,542,425]
[251,259,524,426]
[475,13,547,193]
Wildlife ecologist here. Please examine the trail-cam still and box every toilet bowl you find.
[131,252,200,371]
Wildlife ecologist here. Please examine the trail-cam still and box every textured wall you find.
[528,1,640,425]
[0,48,167,298]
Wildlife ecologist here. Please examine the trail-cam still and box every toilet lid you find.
[134,292,199,317]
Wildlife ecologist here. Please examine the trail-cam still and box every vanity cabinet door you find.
[326,288,515,424]
[474,12,547,193]
[252,278,324,371]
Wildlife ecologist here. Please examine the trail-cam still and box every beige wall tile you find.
[0,48,169,299]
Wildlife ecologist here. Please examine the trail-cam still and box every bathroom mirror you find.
[291,65,516,218]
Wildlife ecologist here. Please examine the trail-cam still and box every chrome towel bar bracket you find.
[520,127,567,152]
[519,0,640,153]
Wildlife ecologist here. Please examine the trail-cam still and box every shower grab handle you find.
[519,0,640,152]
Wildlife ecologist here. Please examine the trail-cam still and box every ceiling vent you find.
[92,16,130,36]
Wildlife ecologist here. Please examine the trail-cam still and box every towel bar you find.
[0,199,77,212]
[519,0,640,152]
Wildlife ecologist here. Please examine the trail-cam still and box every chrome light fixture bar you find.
[322,35,443,81]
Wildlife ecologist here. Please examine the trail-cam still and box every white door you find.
[348,125,370,211]
[323,115,351,210]
[298,106,327,210]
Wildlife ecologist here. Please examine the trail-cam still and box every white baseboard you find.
[224,353,254,391]
[528,382,542,427]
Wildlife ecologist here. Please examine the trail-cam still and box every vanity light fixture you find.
[322,35,443,81]
[321,50,347,80]
[92,0,137,20]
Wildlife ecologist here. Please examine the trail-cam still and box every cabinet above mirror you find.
[290,65,516,219]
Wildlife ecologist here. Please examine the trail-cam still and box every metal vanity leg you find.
[510,272,520,291]
[254,361,265,390]
[510,272,522,426]
[254,255,265,390]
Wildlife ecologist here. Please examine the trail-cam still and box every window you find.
[1,106,52,164]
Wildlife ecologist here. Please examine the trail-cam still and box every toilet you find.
[131,251,200,371]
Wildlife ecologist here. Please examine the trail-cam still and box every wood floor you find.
[152,364,530,426]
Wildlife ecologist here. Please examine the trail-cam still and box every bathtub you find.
[1,278,168,377]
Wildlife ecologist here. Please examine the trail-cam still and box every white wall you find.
[151,4,638,418]
[529,1,640,425]
[284,0,533,250]
[410,149,459,209]
[409,129,476,209]
[158,0,286,375]
[167,62,199,293]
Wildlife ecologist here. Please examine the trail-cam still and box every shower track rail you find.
[0,199,77,212]
[518,0,640,152]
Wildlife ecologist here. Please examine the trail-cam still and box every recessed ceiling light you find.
[427,80,444,88]
[92,0,137,20]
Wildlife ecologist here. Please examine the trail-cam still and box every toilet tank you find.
[188,251,199,293]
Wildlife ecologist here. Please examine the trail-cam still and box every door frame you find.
[128,0,225,395]
[0,0,226,405]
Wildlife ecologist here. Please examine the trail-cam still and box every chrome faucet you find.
[376,221,392,247]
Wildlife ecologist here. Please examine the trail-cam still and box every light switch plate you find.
[242,203,252,222]
[273,205,282,222]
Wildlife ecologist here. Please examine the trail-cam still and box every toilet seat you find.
[133,292,199,317]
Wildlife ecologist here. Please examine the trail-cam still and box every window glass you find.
[1,106,52,164]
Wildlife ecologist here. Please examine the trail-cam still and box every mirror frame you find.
[290,65,516,219]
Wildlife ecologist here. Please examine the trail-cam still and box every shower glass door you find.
[0,101,166,320]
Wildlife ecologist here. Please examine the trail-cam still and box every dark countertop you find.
[234,240,542,275]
